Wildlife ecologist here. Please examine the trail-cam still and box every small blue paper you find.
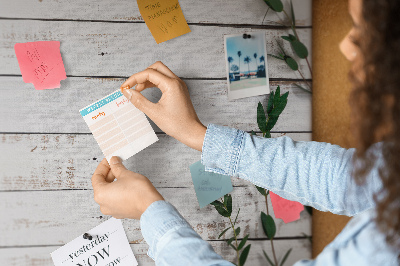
[189,160,233,208]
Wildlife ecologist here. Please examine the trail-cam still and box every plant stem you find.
[229,216,241,266]
[282,9,313,78]
[297,69,312,91]
[264,191,278,266]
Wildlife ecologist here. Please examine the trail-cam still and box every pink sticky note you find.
[14,41,67,90]
[270,191,304,223]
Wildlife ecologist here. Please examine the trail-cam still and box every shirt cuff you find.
[140,200,192,260]
[201,124,245,176]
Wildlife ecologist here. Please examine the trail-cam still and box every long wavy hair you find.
[349,0,400,251]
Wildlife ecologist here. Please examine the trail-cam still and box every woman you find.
[91,0,400,264]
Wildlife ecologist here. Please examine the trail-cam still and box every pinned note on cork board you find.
[137,0,191,44]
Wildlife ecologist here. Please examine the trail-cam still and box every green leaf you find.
[266,190,270,196]
[218,227,231,239]
[228,242,237,250]
[234,208,241,226]
[290,0,295,27]
[280,91,289,103]
[264,0,283,12]
[291,40,308,59]
[264,131,271,138]
[280,248,292,266]
[235,227,241,237]
[266,116,279,132]
[211,200,224,208]
[284,56,298,71]
[239,244,251,266]
[281,36,291,42]
[256,185,267,196]
[263,250,275,266]
[237,234,249,251]
[267,91,275,114]
[224,194,232,215]
[261,212,276,239]
[268,54,284,60]
[273,86,281,107]
[257,102,267,133]
[288,34,297,41]
[211,201,230,217]
[226,236,235,246]
[251,130,256,136]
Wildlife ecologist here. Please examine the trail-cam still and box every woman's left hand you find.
[91,157,164,219]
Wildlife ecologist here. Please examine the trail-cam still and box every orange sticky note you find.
[14,41,67,90]
[137,0,191,44]
[270,191,304,223]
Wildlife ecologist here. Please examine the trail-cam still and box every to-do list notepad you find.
[80,90,158,162]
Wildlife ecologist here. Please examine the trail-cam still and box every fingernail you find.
[120,85,130,93]
[124,89,133,100]
[110,156,122,165]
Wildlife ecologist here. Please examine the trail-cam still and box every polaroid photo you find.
[224,32,270,100]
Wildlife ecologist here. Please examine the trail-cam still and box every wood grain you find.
[0,0,312,26]
[311,0,352,258]
[0,189,311,246]
[0,21,312,79]
[0,239,311,266]
[0,78,311,133]
[0,133,311,190]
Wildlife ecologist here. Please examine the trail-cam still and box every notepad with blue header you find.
[79,89,158,162]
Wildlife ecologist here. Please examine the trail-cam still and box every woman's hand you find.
[91,157,164,219]
[120,61,206,151]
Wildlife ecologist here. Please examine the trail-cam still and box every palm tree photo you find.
[237,51,242,76]
[253,53,258,74]
[244,56,251,77]
[228,56,233,73]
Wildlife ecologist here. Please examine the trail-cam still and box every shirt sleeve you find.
[201,124,384,216]
[140,200,234,266]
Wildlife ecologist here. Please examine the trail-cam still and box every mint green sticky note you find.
[190,160,233,208]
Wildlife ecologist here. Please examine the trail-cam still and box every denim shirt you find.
[140,124,400,265]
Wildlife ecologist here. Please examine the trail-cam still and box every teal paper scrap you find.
[189,160,233,208]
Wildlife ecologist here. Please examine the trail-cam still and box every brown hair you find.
[350,0,400,251]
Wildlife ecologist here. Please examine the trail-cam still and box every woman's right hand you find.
[120,61,207,151]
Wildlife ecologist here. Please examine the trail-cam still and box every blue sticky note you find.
[190,160,233,208]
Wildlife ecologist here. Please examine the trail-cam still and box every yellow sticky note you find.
[137,0,191,44]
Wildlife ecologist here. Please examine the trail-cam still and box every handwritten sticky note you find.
[190,160,233,208]
[79,89,158,162]
[137,0,191,44]
[270,191,304,223]
[14,41,67,90]
[51,218,138,266]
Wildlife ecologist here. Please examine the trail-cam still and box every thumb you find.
[109,156,129,178]
[122,88,155,116]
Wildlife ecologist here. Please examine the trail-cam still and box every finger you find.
[105,169,116,183]
[109,156,130,178]
[135,81,156,92]
[121,68,173,94]
[147,61,179,79]
[91,159,110,189]
[121,89,158,116]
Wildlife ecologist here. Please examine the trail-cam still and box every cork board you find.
[312,0,354,257]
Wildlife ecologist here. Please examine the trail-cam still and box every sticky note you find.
[137,0,191,44]
[270,191,304,223]
[14,41,67,90]
[190,160,233,208]
[79,90,158,162]
[51,218,138,266]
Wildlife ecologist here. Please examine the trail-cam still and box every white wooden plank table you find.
[0,0,312,265]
